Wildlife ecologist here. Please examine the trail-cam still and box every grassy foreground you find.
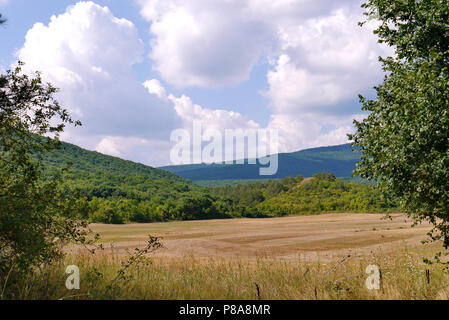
[5,242,449,300]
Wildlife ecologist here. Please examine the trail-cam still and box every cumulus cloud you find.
[19,2,143,81]
[96,137,122,157]
[143,79,167,99]
[95,136,173,166]
[262,6,390,151]
[136,0,389,153]
[169,95,259,132]
[138,0,276,87]
[144,79,265,164]
[144,78,259,132]
[267,113,360,153]
[17,1,181,164]
[136,0,367,90]
[16,1,266,165]
[266,8,389,115]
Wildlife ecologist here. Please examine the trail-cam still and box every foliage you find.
[210,175,395,218]
[195,178,280,187]
[38,144,395,223]
[0,63,89,285]
[255,177,392,216]
[313,172,337,182]
[350,0,449,246]
[29,135,387,224]
[40,140,188,183]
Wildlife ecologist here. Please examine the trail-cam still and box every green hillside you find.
[36,141,211,224]
[160,144,360,181]
[39,141,186,183]
[33,141,392,224]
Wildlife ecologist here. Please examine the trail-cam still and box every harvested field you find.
[89,213,431,261]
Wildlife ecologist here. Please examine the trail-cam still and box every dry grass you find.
[8,213,449,300]
[11,243,449,300]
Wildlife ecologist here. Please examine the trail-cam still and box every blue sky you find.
[0,0,389,166]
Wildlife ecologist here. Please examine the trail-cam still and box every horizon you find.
[56,136,353,168]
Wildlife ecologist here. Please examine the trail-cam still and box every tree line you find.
[59,170,396,224]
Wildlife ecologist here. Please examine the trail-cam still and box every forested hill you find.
[31,140,391,224]
[160,144,360,181]
[39,140,187,183]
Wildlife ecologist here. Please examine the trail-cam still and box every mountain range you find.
[38,141,361,187]
[160,144,360,182]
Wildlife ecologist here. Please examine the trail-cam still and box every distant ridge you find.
[159,143,360,181]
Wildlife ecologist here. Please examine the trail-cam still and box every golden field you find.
[87,213,431,261]
[10,213,449,300]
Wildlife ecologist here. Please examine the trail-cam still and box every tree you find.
[0,62,88,289]
[350,1,449,246]
[312,173,337,182]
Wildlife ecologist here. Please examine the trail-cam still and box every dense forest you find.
[209,173,394,217]
[37,142,396,224]
[39,140,188,183]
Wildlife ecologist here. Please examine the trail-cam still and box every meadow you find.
[6,213,449,300]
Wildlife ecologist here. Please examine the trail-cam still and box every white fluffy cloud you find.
[262,6,391,152]
[17,1,181,165]
[137,0,366,90]
[169,95,259,132]
[15,1,266,165]
[144,80,265,164]
[96,137,122,157]
[137,0,389,153]
[267,113,360,153]
[138,0,276,88]
[144,79,259,132]
[143,79,167,99]
[95,136,173,165]
[266,8,388,114]
[19,2,143,81]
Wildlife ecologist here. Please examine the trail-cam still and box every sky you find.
[0,0,391,167]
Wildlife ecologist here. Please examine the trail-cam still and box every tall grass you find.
[3,244,449,300]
